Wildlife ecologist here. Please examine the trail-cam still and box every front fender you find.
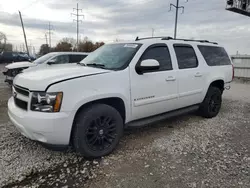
[72,92,130,121]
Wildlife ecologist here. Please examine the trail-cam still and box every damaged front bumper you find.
[4,76,13,85]
[3,70,14,85]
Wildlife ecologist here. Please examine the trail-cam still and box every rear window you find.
[198,46,231,66]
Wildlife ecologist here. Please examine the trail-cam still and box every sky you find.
[0,0,250,54]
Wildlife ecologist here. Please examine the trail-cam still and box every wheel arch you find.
[69,96,127,145]
[209,79,225,92]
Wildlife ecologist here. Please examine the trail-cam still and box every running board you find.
[126,105,199,127]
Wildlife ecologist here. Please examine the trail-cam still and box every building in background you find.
[231,55,250,78]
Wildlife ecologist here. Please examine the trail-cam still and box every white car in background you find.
[2,52,89,84]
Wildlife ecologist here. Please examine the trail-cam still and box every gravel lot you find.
[0,63,249,188]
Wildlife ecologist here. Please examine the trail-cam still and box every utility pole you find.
[169,0,188,39]
[28,40,32,55]
[71,3,84,51]
[152,28,155,37]
[45,33,48,45]
[18,11,29,55]
[48,22,52,48]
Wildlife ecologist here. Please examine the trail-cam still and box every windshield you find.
[80,43,141,70]
[33,53,56,64]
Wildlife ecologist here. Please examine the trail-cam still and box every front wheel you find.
[72,104,124,158]
[199,86,222,118]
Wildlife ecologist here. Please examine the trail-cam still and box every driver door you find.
[130,44,179,120]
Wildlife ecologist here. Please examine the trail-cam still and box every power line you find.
[71,3,84,51]
[21,0,41,11]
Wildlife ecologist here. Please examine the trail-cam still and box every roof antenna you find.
[135,36,139,41]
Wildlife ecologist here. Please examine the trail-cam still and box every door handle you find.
[195,72,202,77]
[166,76,176,81]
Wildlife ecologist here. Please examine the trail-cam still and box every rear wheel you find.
[72,104,123,158]
[199,86,222,118]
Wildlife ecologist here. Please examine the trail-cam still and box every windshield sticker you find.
[124,44,138,48]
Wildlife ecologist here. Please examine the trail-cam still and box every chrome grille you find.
[13,85,30,111]
[14,85,29,97]
[14,97,28,110]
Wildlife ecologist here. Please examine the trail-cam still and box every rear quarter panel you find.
[196,46,233,100]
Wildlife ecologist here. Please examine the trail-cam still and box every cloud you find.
[1,0,250,54]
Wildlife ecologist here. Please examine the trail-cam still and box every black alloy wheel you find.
[86,116,117,151]
[73,104,123,158]
[199,86,222,118]
[208,93,221,114]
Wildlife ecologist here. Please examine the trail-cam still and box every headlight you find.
[31,92,63,112]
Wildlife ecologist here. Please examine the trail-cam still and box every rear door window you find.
[198,46,231,66]
[174,45,198,69]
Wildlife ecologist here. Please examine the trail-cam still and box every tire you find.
[199,86,222,118]
[72,104,124,158]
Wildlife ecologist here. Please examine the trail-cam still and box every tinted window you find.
[198,46,231,66]
[69,55,87,63]
[50,55,69,64]
[140,46,172,71]
[3,52,13,57]
[174,45,198,69]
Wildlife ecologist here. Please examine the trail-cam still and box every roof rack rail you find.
[135,36,172,41]
[135,36,218,45]
[161,37,218,45]
[174,38,218,45]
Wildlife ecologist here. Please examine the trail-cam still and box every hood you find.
[14,65,111,91]
[5,61,36,69]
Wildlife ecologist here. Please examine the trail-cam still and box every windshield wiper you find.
[86,63,106,69]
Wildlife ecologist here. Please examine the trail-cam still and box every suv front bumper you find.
[8,97,74,145]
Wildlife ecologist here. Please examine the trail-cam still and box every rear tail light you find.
[232,64,234,81]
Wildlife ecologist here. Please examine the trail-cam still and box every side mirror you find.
[47,59,56,65]
[136,59,160,74]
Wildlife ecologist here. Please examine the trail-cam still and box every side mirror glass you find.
[136,59,160,74]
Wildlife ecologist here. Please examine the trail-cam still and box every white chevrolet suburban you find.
[8,37,234,158]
